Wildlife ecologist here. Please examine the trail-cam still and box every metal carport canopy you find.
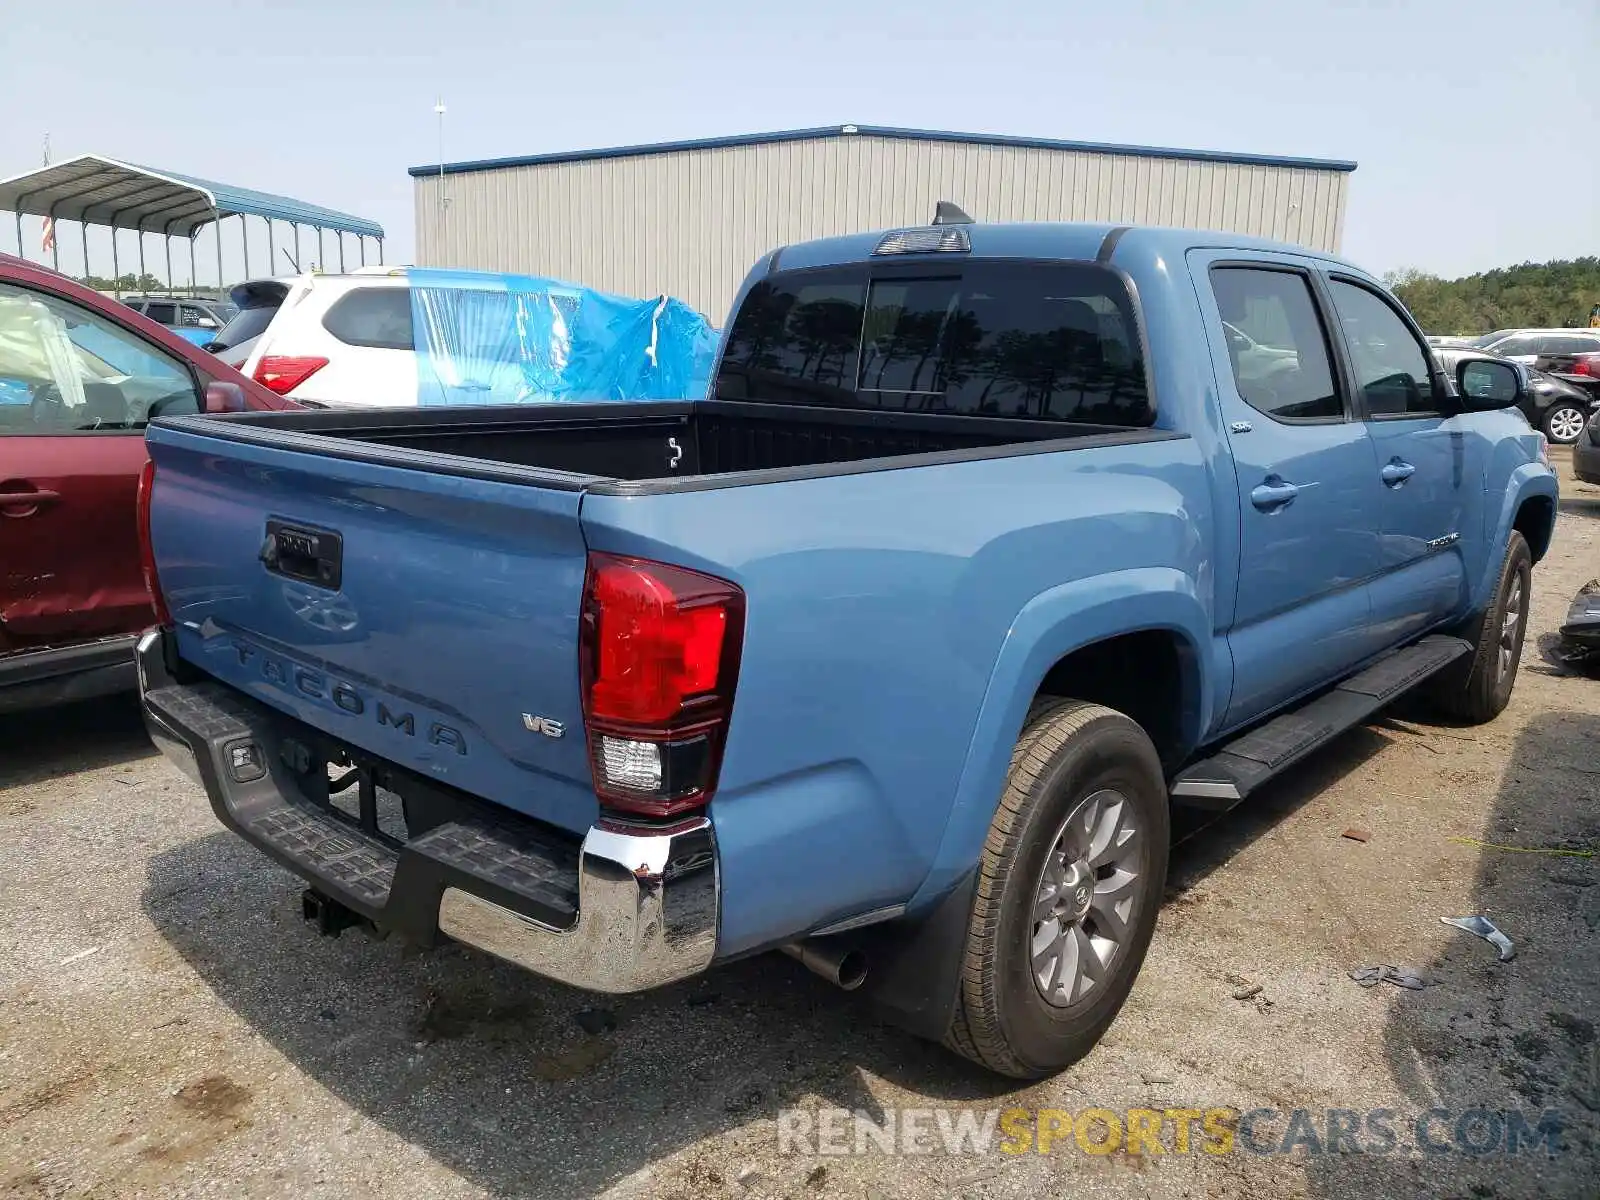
[0,154,383,238]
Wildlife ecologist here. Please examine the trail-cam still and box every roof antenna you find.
[932,200,974,226]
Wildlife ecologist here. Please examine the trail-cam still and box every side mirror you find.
[1456,359,1522,410]
[204,381,247,414]
[198,317,218,329]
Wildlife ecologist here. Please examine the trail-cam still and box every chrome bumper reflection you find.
[136,628,202,785]
[438,817,719,994]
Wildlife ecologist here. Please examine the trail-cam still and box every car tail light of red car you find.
[580,552,745,818]
[1570,354,1598,378]
[136,459,173,626]
[253,355,329,395]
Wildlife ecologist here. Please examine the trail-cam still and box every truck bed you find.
[196,399,1164,494]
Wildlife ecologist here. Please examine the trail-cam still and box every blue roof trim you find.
[133,164,385,238]
[408,124,1357,178]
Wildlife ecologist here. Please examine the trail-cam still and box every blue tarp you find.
[407,268,718,407]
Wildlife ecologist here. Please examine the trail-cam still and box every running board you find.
[1170,635,1471,809]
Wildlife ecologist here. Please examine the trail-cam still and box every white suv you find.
[239,269,415,408]
[1478,328,1600,366]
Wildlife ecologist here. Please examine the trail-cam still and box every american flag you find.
[39,136,52,253]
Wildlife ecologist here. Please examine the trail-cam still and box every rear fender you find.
[909,568,1214,906]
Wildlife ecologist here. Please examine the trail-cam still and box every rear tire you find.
[943,700,1169,1078]
[1542,402,1588,445]
[1430,532,1532,724]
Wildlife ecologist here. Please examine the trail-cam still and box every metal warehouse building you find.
[411,124,1356,324]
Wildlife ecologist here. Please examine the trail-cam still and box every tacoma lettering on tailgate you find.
[229,639,468,755]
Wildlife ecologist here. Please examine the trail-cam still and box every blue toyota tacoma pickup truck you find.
[136,218,1557,1078]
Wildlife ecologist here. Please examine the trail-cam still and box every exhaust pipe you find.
[781,938,868,991]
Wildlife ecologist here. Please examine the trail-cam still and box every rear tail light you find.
[136,459,173,626]
[253,354,328,395]
[1571,357,1596,377]
[580,553,744,817]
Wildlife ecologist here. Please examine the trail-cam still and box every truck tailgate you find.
[143,420,598,835]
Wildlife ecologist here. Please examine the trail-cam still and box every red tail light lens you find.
[1572,357,1595,377]
[253,355,328,395]
[581,553,744,816]
[136,459,173,626]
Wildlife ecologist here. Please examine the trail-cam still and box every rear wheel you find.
[1430,532,1532,724]
[944,700,1169,1078]
[1542,402,1588,445]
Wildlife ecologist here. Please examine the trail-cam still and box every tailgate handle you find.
[261,520,343,590]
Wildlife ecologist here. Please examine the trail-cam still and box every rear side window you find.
[143,301,177,324]
[1210,267,1342,421]
[1542,335,1600,354]
[321,287,414,350]
[716,261,1151,425]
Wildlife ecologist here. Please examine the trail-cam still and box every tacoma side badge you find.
[522,714,565,738]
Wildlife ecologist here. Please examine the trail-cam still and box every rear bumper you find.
[136,628,718,993]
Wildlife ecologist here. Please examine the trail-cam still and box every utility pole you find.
[434,98,448,265]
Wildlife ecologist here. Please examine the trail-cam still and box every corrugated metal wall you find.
[415,134,1349,324]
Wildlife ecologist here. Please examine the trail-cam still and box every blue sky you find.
[1,0,1594,296]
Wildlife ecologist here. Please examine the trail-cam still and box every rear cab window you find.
[714,260,1151,426]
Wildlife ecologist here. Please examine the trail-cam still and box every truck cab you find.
[135,219,1557,1077]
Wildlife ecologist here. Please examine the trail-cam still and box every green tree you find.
[1384,258,1600,334]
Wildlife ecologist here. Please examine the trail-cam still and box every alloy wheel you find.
[1030,788,1144,1008]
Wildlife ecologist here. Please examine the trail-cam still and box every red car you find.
[1533,348,1600,405]
[0,255,292,712]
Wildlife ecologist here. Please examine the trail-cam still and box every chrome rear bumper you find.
[136,627,718,993]
[436,817,718,993]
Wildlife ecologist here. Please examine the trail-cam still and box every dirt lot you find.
[3,454,1598,1200]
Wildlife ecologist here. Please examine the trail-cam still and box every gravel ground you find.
[3,454,1599,1199]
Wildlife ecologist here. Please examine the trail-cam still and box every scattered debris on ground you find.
[1349,965,1430,990]
[1440,914,1516,962]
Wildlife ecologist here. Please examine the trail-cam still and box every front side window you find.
[716,261,1151,425]
[0,283,199,435]
[1210,267,1342,421]
[1328,280,1437,418]
[1486,335,1538,357]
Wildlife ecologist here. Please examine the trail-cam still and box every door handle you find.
[1250,476,1299,512]
[0,485,60,517]
[1380,458,1416,487]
